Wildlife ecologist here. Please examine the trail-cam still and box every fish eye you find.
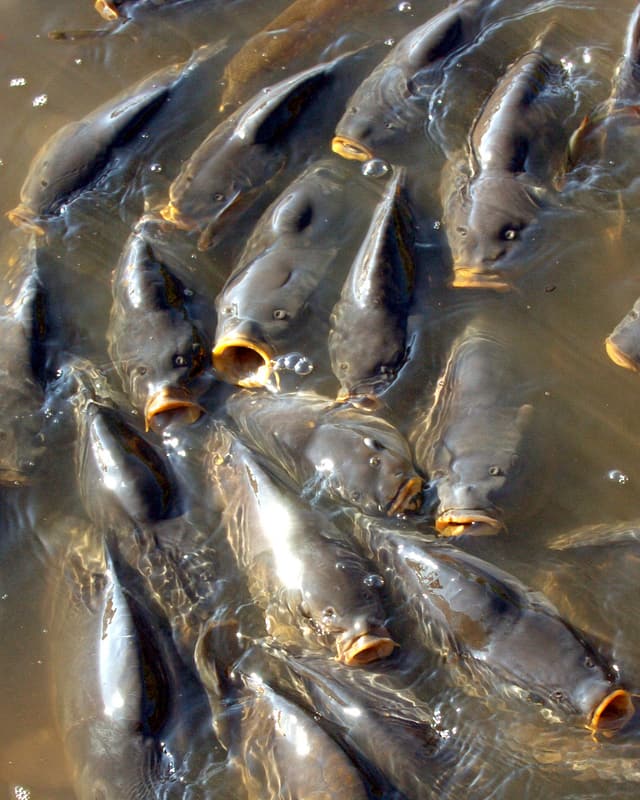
[501,227,519,241]
[363,437,384,451]
[213,192,226,203]
[584,656,595,669]
[299,600,312,619]
[488,465,504,477]
[137,366,147,376]
[456,225,468,237]
[322,606,336,622]
[272,308,289,320]
[173,354,189,368]
[630,309,639,320]
[369,455,381,468]
[221,305,234,316]
[551,689,565,703]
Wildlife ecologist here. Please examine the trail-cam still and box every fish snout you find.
[144,385,204,431]
[336,617,398,666]
[585,687,635,736]
[212,320,274,387]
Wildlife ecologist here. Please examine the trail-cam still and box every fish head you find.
[605,298,640,372]
[296,550,396,666]
[445,174,543,291]
[307,415,423,515]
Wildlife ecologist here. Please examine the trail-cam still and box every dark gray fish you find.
[212,160,369,387]
[8,43,225,233]
[206,422,396,665]
[226,390,423,516]
[0,235,52,485]
[568,3,640,171]
[606,297,640,372]
[107,218,211,432]
[329,167,414,401]
[256,643,458,800]
[355,518,635,736]
[411,320,533,536]
[51,538,216,800]
[332,0,490,164]
[194,622,370,800]
[67,361,181,525]
[160,50,370,251]
[441,48,570,290]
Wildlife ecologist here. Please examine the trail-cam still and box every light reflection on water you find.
[2,0,640,797]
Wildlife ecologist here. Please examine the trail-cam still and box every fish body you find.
[226,390,423,515]
[441,49,569,289]
[412,321,533,536]
[107,219,211,431]
[355,519,634,736]
[213,160,365,386]
[206,423,395,665]
[606,296,640,372]
[329,167,414,400]
[219,0,385,111]
[332,0,489,163]
[195,627,369,800]
[0,235,53,485]
[161,51,364,250]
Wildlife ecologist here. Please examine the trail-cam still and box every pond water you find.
[2,0,640,798]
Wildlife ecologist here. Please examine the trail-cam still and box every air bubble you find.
[361,158,390,178]
[283,352,302,370]
[32,94,48,107]
[608,469,629,485]
[9,77,26,87]
[150,162,163,173]
[294,358,313,375]
[398,1,412,11]
[384,38,395,46]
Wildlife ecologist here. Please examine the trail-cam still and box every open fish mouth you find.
[451,267,512,292]
[387,476,424,516]
[144,387,204,431]
[605,337,639,372]
[331,136,374,162]
[94,0,120,19]
[212,336,273,387]
[435,511,502,537]
[337,629,398,665]
[589,689,635,736]
[6,206,45,236]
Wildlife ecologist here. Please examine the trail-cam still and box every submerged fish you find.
[107,218,211,432]
[0,236,49,485]
[411,320,533,536]
[8,43,225,233]
[355,518,635,736]
[161,49,368,250]
[195,622,370,799]
[206,422,396,665]
[213,160,369,387]
[329,167,415,401]
[226,390,423,516]
[441,48,570,290]
[332,0,490,163]
[219,0,385,111]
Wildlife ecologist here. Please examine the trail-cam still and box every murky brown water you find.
[3,0,640,797]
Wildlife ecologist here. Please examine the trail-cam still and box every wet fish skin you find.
[442,49,569,289]
[329,167,414,400]
[355,519,634,734]
[161,50,366,251]
[219,0,385,111]
[107,219,211,431]
[213,160,362,387]
[67,364,181,525]
[332,0,489,164]
[195,624,370,800]
[226,390,423,516]
[207,423,396,665]
[412,321,532,536]
[0,235,52,485]
[606,297,640,372]
[94,0,196,20]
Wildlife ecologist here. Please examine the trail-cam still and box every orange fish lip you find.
[337,629,398,665]
[435,512,502,537]
[159,202,196,232]
[94,0,120,20]
[144,387,204,431]
[605,337,640,372]
[331,135,374,163]
[451,267,512,292]
[387,476,424,516]
[589,689,635,737]
[212,336,274,387]
[6,206,45,236]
